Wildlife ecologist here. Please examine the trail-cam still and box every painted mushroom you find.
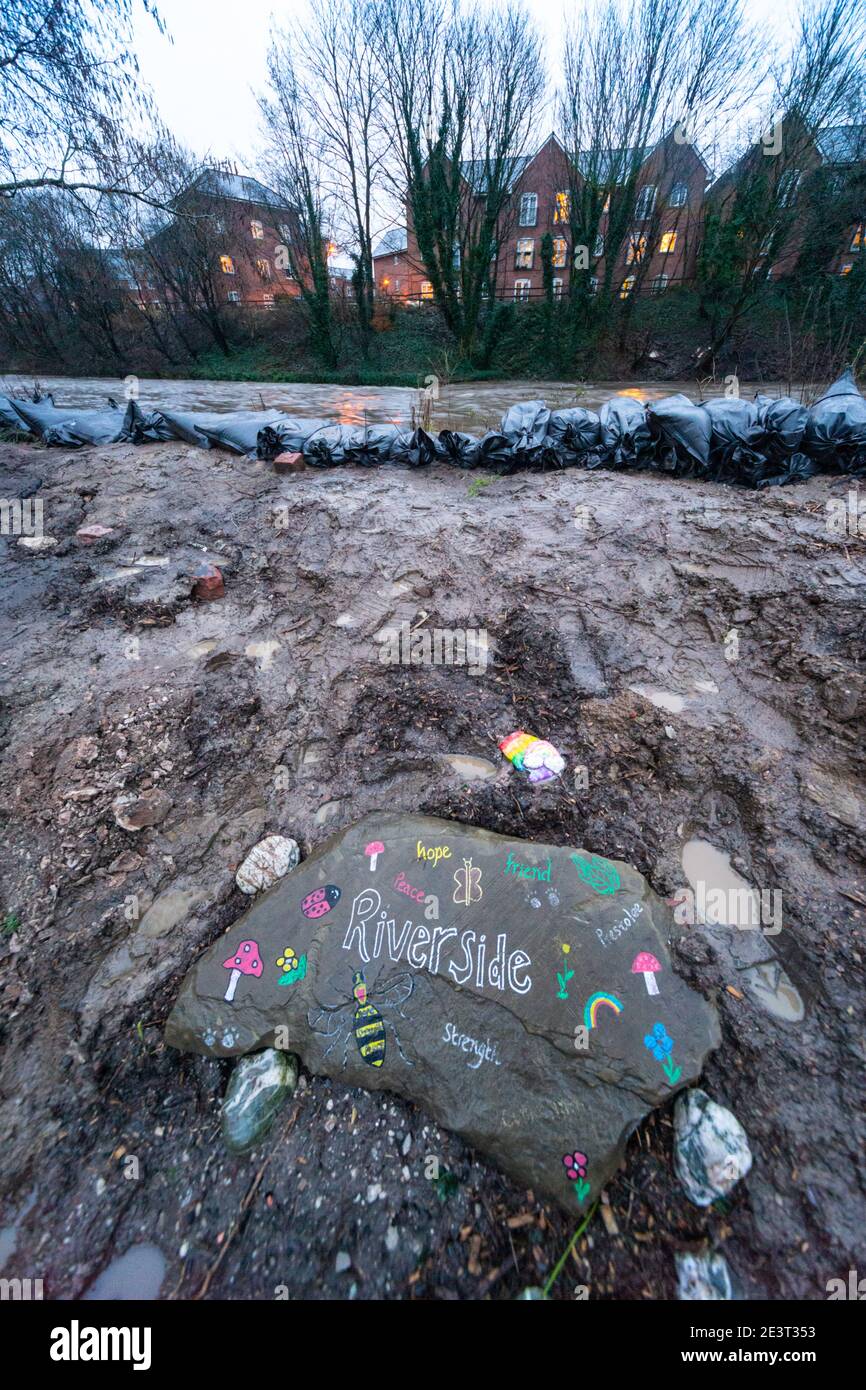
[365,840,384,871]
[632,950,661,996]
[222,939,263,1002]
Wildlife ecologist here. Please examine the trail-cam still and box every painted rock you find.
[220,1048,298,1154]
[301,885,341,918]
[674,1088,752,1207]
[166,812,720,1211]
[235,835,300,895]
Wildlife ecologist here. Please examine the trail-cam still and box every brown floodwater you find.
[0,372,806,433]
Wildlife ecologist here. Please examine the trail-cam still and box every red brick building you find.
[144,166,304,309]
[373,131,708,302]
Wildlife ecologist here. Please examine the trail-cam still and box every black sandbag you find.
[754,394,809,464]
[646,394,712,477]
[196,410,290,455]
[0,395,33,433]
[127,402,178,444]
[388,428,437,469]
[753,452,817,488]
[477,430,521,475]
[598,396,654,469]
[343,424,401,467]
[301,424,358,467]
[498,400,555,468]
[547,406,602,464]
[435,430,482,469]
[256,417,332,460]
[805,368,866,475]
[151,408,224,447]
[702,397,766,483]
[11,396,134,446]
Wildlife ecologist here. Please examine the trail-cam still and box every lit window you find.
[220,255,235,275]
[652,273,669,294]
[552,277,563,299]
[227,289,241,302]
[626,237,647,265]
[851,224,863,251]
[420,280,434,300]
[250,219,264,239]
[619,275,635,299]
[515,238,534,270]
[593,233,604,257]
[659,230,677,254]
[669,183,688,208]
[554,191,571,223]
[519,192,538,226]
[552,237,567,269]
[778,169,801,207]
[635,184,656,220]
[381,276,390,289]
[256,257,271,279]
[513,278,531,300]
[840,262,854,276]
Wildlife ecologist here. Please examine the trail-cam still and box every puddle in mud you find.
[630,685,686,715]
[82,1243,166,1300]
[443,754,499,780]
[681,838,762,927]
[244,640,281,670]
[740,961,805,1022]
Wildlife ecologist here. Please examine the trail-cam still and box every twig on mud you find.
[188,1104,299,1301]
[838,889,866,909]
[542,1199,599,1298]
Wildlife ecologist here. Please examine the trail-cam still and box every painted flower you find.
[276,948,297,971]
[643,1023,673,1061]
[562,1150,587,1181]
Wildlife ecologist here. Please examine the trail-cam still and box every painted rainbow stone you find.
[166,812,720,1211]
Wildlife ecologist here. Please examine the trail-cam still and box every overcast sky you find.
[134,0,797,170]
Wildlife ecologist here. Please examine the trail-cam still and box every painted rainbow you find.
[584,992,624,1028]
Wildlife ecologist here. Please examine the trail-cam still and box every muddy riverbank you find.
[0,436,864,1300]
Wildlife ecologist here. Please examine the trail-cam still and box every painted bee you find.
[309,969,415,1070]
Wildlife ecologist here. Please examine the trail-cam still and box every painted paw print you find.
[202,1028,216,1049]
[526,887,561,910]
[221,1026,240,1048]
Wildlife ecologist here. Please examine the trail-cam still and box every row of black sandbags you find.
[3,369,865,484]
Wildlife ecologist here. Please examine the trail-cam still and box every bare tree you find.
[0,0,174,208]
[258,42,339,368]
[267,0,388,355]
[374,0,545,359]
[695,0,866,370]
[560,0,760,329]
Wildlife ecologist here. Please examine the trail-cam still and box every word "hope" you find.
[417,841,451,866]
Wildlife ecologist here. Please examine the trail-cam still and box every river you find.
[0,372,799,433]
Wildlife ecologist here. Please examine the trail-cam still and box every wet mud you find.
[0,436,864,1300]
